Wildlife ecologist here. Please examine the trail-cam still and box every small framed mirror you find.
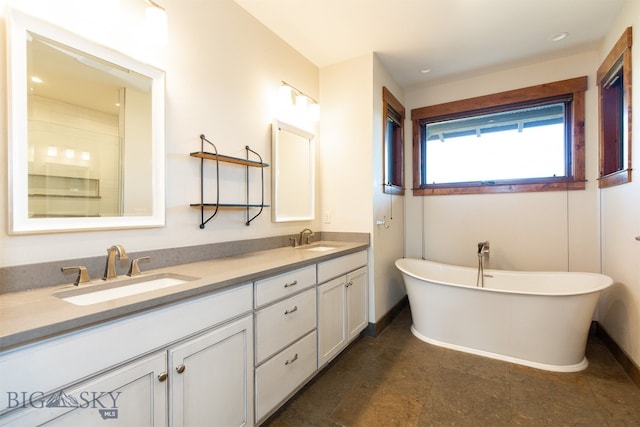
[271,120,315,222]
[7,9,166,234]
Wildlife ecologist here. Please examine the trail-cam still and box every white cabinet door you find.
[169,315,253,427]
[0,352,168,427]
[346,266,368,341]
[317,276,347,367]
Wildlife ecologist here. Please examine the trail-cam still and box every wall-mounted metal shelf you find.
[190,134,269,228]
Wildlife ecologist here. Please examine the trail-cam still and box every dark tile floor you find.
[264,306,640,427]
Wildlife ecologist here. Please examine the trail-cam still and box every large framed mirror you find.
[7,9,166,234]
[271,120,315,222]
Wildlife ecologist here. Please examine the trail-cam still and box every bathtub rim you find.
[395,258,613,297]
[410,325,589,372]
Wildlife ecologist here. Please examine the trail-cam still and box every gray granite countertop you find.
[0,241,368,351]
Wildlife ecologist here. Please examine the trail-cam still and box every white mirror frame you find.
[271,120,315,222]
[6,9,166,234]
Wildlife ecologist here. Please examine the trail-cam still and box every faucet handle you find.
[127,257,151,277]
[61,266,91,286]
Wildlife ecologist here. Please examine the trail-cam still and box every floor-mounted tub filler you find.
[395,258,613,372]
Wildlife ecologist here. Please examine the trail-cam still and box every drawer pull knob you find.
[284,306,298,315]
[176,364,186,374]
[285,353,299,365]
[284,280,298,288]
[158,372,168,382]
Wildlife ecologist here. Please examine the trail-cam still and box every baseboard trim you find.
[595,321,640,389]
[363,296,409,337]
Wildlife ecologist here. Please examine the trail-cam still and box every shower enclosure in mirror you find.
[7,9,166,234]
[271,120,315,222]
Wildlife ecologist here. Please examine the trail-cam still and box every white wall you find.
[0,0,320,267]
[404,51,601,273]
[318,53,408,324]
[598,0,640,369]
[319,55,373,234]
[319,54,378,320]
[372,54,406,322]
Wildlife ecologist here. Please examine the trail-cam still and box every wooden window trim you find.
[411,77,587,196]
[383,87,406,195]
[597,27,632,189]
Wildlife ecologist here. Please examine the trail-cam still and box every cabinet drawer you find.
[255,331,317,422]
[254,265,316,307]
[317,250,367,283]
[255,288,316,363]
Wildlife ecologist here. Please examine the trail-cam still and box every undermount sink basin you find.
[296,243,341,252]
[55,273,199,306]
[304,246,337,252]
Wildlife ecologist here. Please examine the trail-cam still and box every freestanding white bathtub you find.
[395,258,613,372]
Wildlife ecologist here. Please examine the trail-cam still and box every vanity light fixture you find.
[144,0,168,46]
[278,82,319,124]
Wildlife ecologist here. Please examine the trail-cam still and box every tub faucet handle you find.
[477,241,490,255]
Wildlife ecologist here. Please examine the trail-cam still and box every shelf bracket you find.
[198,134,219,229]
[245,145,265,226]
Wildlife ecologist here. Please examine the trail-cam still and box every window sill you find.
[414,180,586,196]
[598,169,632,188]
[383,184,405,195]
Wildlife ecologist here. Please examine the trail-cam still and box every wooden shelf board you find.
[190,151,268,167]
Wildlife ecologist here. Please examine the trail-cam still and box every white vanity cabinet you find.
[317,251,368,367]
[253,265,318,424]
[0,284,254,427]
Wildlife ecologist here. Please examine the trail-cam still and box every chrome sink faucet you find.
[299,228,315,246]
[103,244,129,280]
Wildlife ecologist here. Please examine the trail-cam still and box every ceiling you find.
[234,0,625,87]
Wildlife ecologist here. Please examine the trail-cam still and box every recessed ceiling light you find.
[550,32,569,42]
[420,68,432,74]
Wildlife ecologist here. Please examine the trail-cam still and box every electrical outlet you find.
[323,211,331,224]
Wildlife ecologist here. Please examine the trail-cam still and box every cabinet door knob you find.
[284,280,298,288]
[284,305,298,315]
[346,280,353,288]
[157,372,168,382]
[176,364,186,374]
[285,353,299,365]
